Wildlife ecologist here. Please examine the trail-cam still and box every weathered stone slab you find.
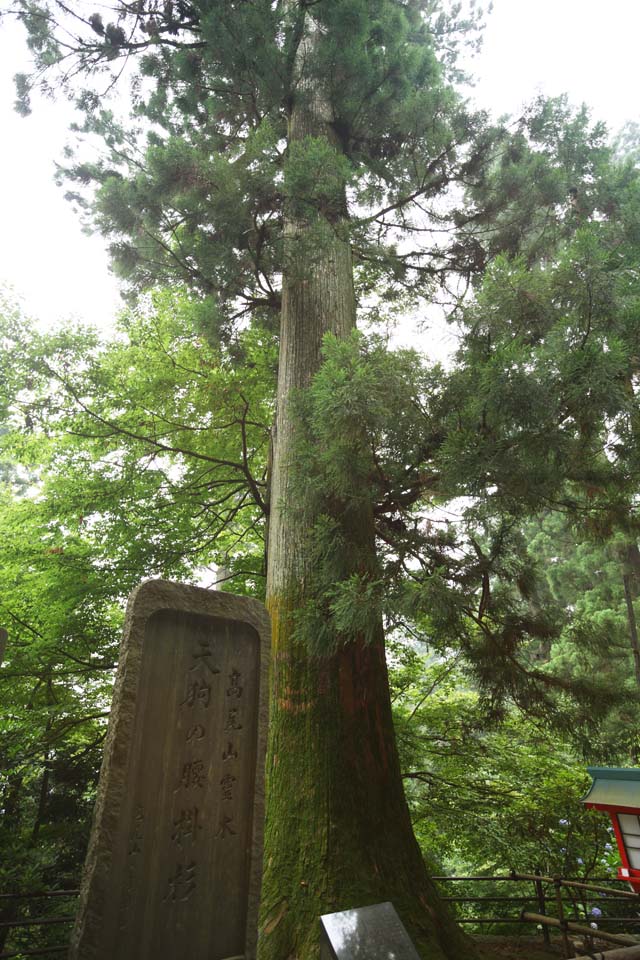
[320,902,422,960]
[69,580,270,960]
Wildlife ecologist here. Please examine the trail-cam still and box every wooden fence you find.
[1,872,639,958]
[0,891,77,959]
[434,871,640,957]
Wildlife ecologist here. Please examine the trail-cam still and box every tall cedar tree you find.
[9,1,615,956]
[12,3,488,954]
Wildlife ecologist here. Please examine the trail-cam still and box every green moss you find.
[259,593,477,960]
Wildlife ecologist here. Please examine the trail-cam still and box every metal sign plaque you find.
[320,902,422,960]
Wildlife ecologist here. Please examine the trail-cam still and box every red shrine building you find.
[583,767,640,892]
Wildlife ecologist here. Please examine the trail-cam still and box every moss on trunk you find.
[259,597,474,959]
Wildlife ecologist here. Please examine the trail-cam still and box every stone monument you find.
[69,579,270,960]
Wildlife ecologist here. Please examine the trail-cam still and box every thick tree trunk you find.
[260,13,475,959]
[621,543,640,762]
[622,543,640,690]
[259,619,472,958]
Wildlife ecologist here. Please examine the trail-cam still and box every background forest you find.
[2,0,640,957]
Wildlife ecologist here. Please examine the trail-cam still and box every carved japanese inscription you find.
[69,580,270,960]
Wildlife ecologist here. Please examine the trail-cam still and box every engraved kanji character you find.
[189,638,220,676]
[128,837,142,856]
[172,807,202,847]
[224,707,242,732]
[222,741,238,762]
[176,760,207,790]
[127,805,144,856]
[220,773,237,801]
[181,678,211,708]
[215,812,237,839]
[163,862,197,902]
[226,669,243,698]
[186,723,206,742]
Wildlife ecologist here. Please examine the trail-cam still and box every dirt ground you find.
[473,934,591,959]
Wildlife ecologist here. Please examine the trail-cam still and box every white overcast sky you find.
[1,0,639,337]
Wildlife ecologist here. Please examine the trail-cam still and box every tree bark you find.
[260,11,475,959]
[622,543,640,690]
